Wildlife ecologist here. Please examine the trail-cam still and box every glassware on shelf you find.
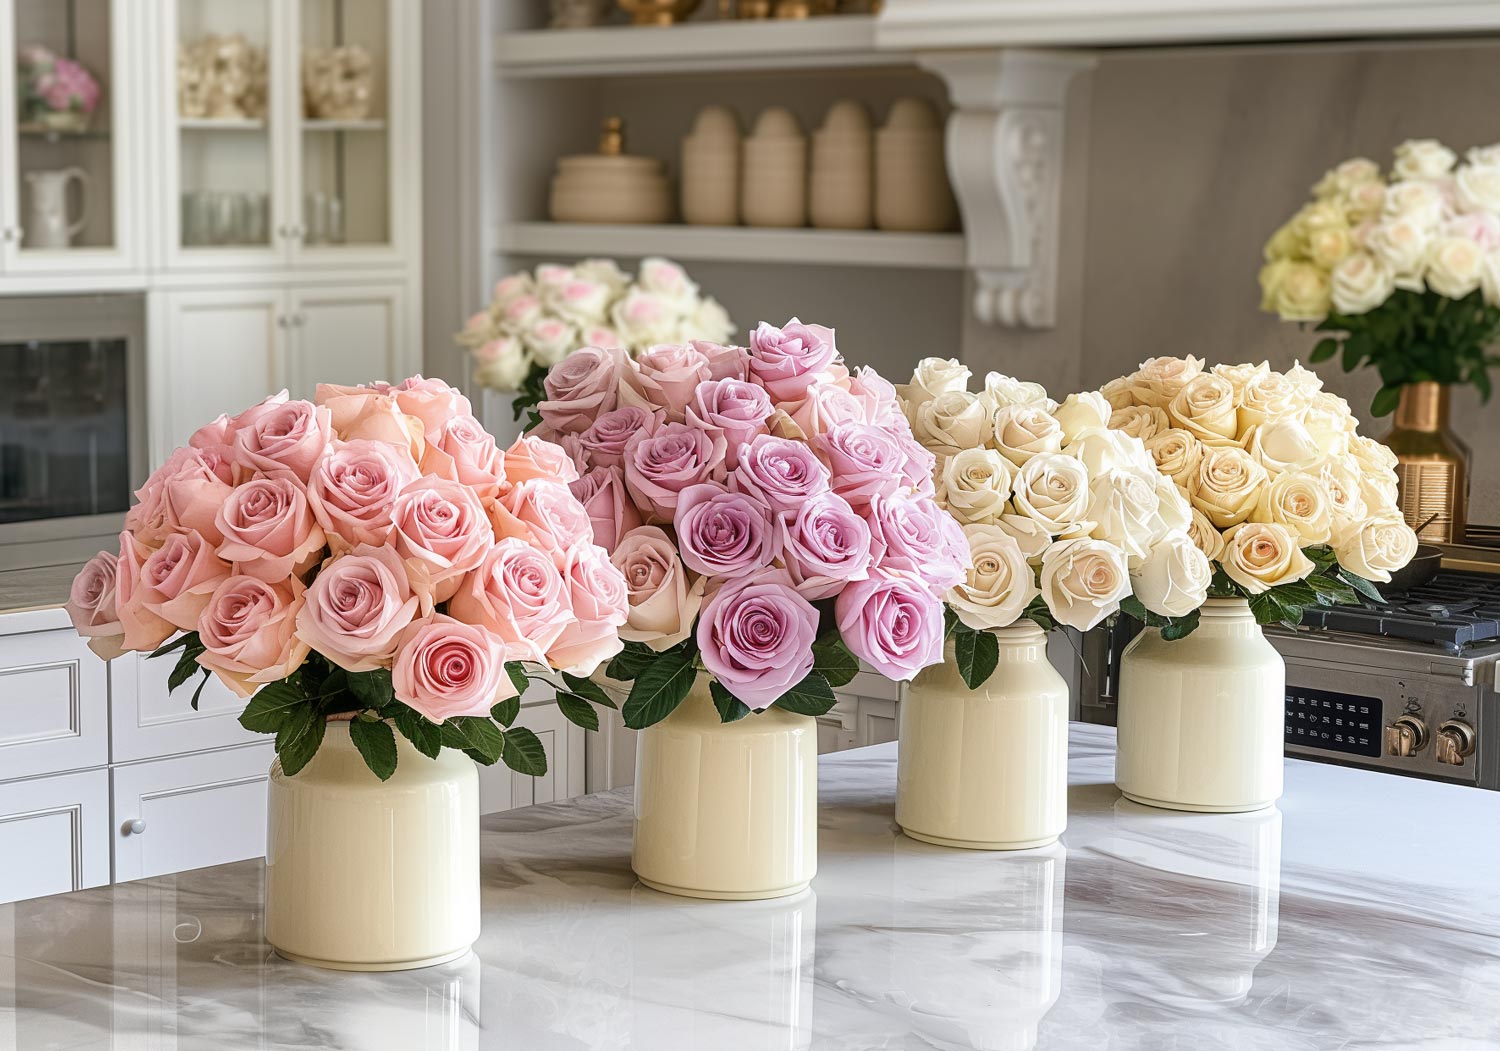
[303,192,346,245]
[180,190,271,247]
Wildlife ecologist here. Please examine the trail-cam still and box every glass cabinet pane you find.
[176,0,274,249]
[299,0,390,249]
[13,0,115,252]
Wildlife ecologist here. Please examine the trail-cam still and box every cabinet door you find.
[0,767,110,904]
[0,626,108,782]
[109,651,262,764]
[477,704,586,816]
[110,743,274,883]
[154,286,286,461]
[286,281,409,396]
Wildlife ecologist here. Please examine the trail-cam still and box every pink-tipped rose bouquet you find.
[533,320,968,726]
[65,377,629,780]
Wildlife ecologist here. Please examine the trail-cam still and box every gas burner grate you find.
[1300,570,1500,649]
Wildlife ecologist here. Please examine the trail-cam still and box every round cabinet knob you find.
[1385,714,1428,757]
[123,818,146,836]
[1435,720,1477,766]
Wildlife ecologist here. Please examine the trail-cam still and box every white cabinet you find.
[110,743,274,883]
[0,621,108,782]
[287,281,408,395]
[109,650,261,763]
[0,767,110,904]
[477,702,586,816]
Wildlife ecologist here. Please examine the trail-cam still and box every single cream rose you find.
[1101,376,1136,411]
[1219,522,1316,595]
[1393,138,1457,181]
[1065,427,1149,476]
[1186,507,1226,563]
[1144,429,1204,489]
[1334,511,1418,584]
[938,448,1014,526]
[1038,538,1131,632]
[996,513,1051,563]
[947,525,1038,632]
[1248,417,1322,476]
[1128,355,1204,408]
[913,390,992,460]
[899,357,972,416]
[1211,361,1271,402]
[1330,251,1396,315]
[1131,530,1212,618]
[611,525,706,650]
[1369,218,1433,282]
[1425,236,1485,299]
[1012,453,1091,535]
[1086,466,1168,562]
[979,372,1051,413]
[1110,405,1169,442]
[1315,456,1369,528]
[1265,261,1332,322]
[1457,162,1500,215]
[1053,391,1112,443]
[1251,471,1333,546]
[991,404,1064,467]
[1307,225,1354,270]
[1167,374,1240,443]
[1190,446,1269,528]
[1238,371,1309,433]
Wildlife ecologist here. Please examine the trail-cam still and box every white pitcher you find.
[24,167,89,249]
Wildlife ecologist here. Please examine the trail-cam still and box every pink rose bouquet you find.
[65,377,629,781]
[18,45,101,132]
[533,320,967,727]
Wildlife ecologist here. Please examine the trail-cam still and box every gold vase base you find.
[272,944,472,972]
[899,826,1061,852]
[1119,789,1277,814]
[635,874,812,901]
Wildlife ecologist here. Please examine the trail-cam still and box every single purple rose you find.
[834,571,945,682]
[694,340,751,383]
[730,434,832,514]
[580,406,661,471]
[866,491,970,595]
[748,318,839,402]
[697,570,819,711]
[623,422,727,522]
[814,421,908,509]
[687,379,774,470]
[537,346,625,434]
[569,466,642,554]
[674,483,776,581]
[777,492,873,600]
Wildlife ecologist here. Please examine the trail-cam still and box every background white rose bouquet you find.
[1102,355,1419,631]
[456,257,734,419]
[900,358,1213,689]
[1259,139,1500,416]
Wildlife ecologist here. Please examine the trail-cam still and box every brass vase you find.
[1383,382,1470,544]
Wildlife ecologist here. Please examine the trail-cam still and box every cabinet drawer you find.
[110,744,274,883]
[109,650,262,763]
[0,629,108,782]
[0,768,110,904]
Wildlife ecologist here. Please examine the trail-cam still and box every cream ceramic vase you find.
[265,721,480,970]
[1115,598,1285,813]
[632,675,817,900]
[896,625,1069,851]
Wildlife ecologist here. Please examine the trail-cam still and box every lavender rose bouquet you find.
[532,321,969,726]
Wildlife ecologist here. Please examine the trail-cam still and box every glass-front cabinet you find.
[0,0,140,277]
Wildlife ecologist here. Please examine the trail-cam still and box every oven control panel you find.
[1285,687,1382,758]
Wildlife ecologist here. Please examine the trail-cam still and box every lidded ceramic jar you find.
[875,96,957,233]
[550,117,673,225]
[681,104,743,227]
[810,99,873,230]
[741,107,808,228]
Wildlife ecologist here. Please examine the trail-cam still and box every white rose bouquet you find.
[456,257,734,419]
[1258,140,1500,416]
[1102,355,1419,632]
[900,358,1213,689]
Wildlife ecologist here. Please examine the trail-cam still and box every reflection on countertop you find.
[5,724,1500,1049]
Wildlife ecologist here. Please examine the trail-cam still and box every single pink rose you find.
[623,422,727,522]
[748,319,839,402]
[619,343,713,421]
[674,483,776,581]
[686,379,773,470]
[569,467,642,553]
[114,531,175,653]
[188,414,239,465]
[783,380,865,439]
[125,447,234,546]
[694,340,750,383]
[814,421,909,509]
[394,376,474,439]
[215,473,327,582]
[866,490,970,596]
[579,406,661,471]
[316,385,425,462]
[449,538,573,664]
[895,433,938,499]
[834,572,944,682]
[420,414,507,500]
[137,531,232,633]
[504,434,581,485]
[545,545,630,675]
[777,491,873,600]
[197,575,310,698]
[537,346,626,434]
[493,478,595,557]
[308,439,420,549]
[696,569,819,711]
[391,477,494,602]
[848,366,906,429]
[392,614,508,723]
[296,545,422,672]
[611,525,705,650]
[66,551,125,660]
[730,434,831,514]
[230,395,332,482]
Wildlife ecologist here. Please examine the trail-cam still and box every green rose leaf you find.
[607,642,657,682]
[560,671,618,708]
[349,718,398,781]
[440,717,505,764]
[709,680,754,723]
[491,695,521,728]
[240,681,307,734]
[954,625,999,691]
[274,706,326,777]
[504,661,531,700]
[773,671,837,718]
[1338,570,1385,604]
[810,632,859,688]
[392,706,442,759]
[147,632,196,660]
[556,693,600,731]
[346,668,395,710]
[501,726,548,777]
[621,649,697,730]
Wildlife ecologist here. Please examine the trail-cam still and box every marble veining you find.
[5,724,1500,1050]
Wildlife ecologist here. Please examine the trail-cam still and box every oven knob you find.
[1435,720,1477,766]
[1384,715,1428,757]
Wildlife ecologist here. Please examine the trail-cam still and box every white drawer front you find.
[0,630,108,782]
[109,650,262,763]
[0,768,110,904]
[110,744,274,883]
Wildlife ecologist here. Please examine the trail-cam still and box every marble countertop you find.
[0,563,81,616]
[6,724,1499,1050]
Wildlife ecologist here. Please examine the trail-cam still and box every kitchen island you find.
[4,724,1497,1050]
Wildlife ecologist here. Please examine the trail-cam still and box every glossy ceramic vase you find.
[265,721,480,970]
[896,625,1069,850]
[633,674,817,900]
[1115,598,1285,813]
[1385,381,1470,544]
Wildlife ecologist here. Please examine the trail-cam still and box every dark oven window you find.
[0,338,131,524]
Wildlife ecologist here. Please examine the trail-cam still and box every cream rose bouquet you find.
[64,378,631,781]
[901,359,1213,688]
[1101,355,1418,631]
[456,257,734,416]
[1259,140,1500,416]
[531,321,968,727]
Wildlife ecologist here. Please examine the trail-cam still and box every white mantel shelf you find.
[501,222,966,270]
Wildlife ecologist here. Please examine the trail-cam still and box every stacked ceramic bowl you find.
[681,105,742,227]
[809,100,873,231]
[741,107,807,229]
[875,97,958,233]
[549,153,672,225]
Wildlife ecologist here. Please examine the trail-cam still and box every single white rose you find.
[1368,218,1434,285]
[1153,474,1193,536]
[1191,446,1269,528]
[1349,434,1398,474]
[1360,468,1401,512]
[1211,361,1272,401]
[1455,162,1500,214]
[938,448,1014,526]
[1282,362,1325,399]
[1186,507,1226,563]
[1238,371,1308,433]
[1468,144,1500,167]
[472,335,533,392]
[573,258,631,295]
[1393,139,1457,182]
[1251,471,1333,546]
[915,390,993,459]
[980,372,1051,412]
[542,275,612,327]
[1248,417,1322,476]
[996,513,1051,564]
[524,317,581,367]
[1315,456,1369,529]
[1340,181,1387,224]
[1219,522,1316,595]
[900,357,972,416]
[636,257,701,308]
[1168,374,1240,443]
[1086,466,1169,563]
[1132,530,1212,618]
[948,525,1038,632]
[1038,538,1132,632]
[1110,405,1169,442]
[1482,251,1500,308]
[1425,236,1486,299]
[992,404,1064,467]
[1012,453,1091,535]
[1065,427,1153,477]
[1334,512,1418,584]
[1054,391,1112,443]
[1143,428,1204,489]
[1382,181,1447,228]
[1330,251,1396,315]
[1128,356,1204,408]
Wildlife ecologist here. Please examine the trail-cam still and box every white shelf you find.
[303,118,387,132]
[496,16,918,79]
[501,222,965,270]
[178,117,266,131]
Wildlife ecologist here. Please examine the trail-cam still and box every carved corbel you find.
[918,49,1094,328]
